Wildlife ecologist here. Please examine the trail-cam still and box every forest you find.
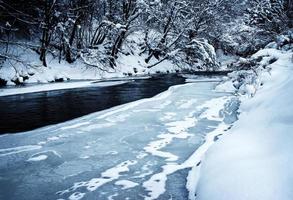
[0,0,292,85]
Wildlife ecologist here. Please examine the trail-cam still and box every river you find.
[0,75,185,133]
[0,75,239,200]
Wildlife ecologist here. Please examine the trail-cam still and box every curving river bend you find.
[0,75,239,200]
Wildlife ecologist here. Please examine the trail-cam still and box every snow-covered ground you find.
[196,48,293,199]
[0,32,179,86]
[0,31,223,87]
[0,49,170,86]
[0,79,239,200]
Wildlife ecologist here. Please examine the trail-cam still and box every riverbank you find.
[0,72,231,97]
[0,80,131,97]
[195,47,293,199]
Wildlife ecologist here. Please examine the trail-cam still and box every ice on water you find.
[0,80,239,200]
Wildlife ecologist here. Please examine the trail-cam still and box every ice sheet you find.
[0,79,238,200]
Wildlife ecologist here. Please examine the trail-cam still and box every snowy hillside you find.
[195,39,293,200]
[0,32,219,86]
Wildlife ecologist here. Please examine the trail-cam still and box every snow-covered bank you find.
[0,31,221,87]
[0,47,168,86]
[0,34,174,86]
[0,80,129,97]
[196,47,293,199]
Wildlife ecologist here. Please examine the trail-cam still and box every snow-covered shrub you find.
[172,39,220,72]
[265,29,293,51]
[216,32,293,97]
[276,29,293,50]
[225,70,259,96]
[212,21,273,57]
[246,0,292,34]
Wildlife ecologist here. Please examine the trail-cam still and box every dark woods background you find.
[0,0,292,70]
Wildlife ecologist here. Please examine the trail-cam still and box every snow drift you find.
[195,36,293,200]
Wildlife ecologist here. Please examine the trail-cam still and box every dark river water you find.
[0,74,186,134]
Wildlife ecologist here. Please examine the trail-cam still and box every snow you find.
[0,30,224,90]
[114,180,139,189]
[182,74,223,83]
[195,48,293,200]
[215,80,235,92]
[0,145,42,157]
[177,99,197,109]
[185,78,222,83]
[60,122,91,130]
[57,160,138,196]
[69,192,85,200]
[216,49,239,69]
[0,80,129,97]
[27,154,48,162]
[0,32,179,87]
[142,97,233,200]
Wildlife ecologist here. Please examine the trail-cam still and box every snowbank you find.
[196,47,293,199]
[0,31,222,87]
[0,80,129,97]
[0,32,178,86]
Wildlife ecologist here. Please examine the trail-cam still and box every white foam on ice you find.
[144,132,192,162]
[165,117,197,134]
[198,96,229,121]
[0,145,42,157]
[133,108,160,113]
[27,150,61,162]
[144,137,178,162]
[106,113,131,123]
[143,123,229,200]
[68,192,85,200]
[87,160,137,191]
[60,122,90,130]
[27,154,48,162]
[142,97,231,200]
[186,78,222,83]
[154,100,172,109]
[38,141,47,145]
[107,151,119,155]
[107,193,119,200]
[132,161,155,179]
[58,160,137,198]
[81,122,115,131]
[136,151,148,159]
[177,99,198,109]
[47,136,60,141]
[160,112,177,122]
[115,180,139,189]
[144,116,196,161]
[79,155,90,159]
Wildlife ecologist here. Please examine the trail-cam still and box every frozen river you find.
[0,75,185,133]
[0,78,239,200]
